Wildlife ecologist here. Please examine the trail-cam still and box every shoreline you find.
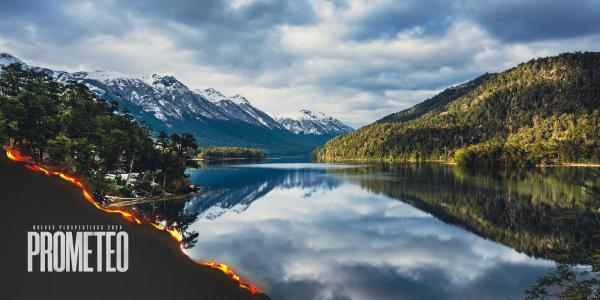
[191,157,268,162]
[315,158,600,168]
[537,162,600,168]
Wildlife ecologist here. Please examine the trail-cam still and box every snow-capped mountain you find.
[196,88,285,130]
[65,72,231,123]
[0,52,354,153]
[275,109,354,135]
[0,53,23,65]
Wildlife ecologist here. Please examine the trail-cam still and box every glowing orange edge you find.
[5,148,260,295]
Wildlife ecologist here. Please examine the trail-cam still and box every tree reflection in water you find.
[329,164,600,299]
[128,162,599,298]
[525,170,600,299]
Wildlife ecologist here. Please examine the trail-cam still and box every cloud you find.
[184,167,552,299]
[345,0,454,41]
[125,0,316,70]
[0,1,132,44]
[2,0,600,127]
[467,0,600,42]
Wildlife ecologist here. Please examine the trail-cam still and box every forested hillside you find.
[0,63,197,198]
[315,52,600,167]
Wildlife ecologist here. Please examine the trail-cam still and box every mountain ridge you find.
[275,109,355,136]
[0,52,353,154]
[315,51,600,166]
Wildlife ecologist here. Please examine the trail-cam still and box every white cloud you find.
[2,0,600,127]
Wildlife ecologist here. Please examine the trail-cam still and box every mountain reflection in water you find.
[130,162,596,300]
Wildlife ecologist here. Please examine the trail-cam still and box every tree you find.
[0,64,197,198]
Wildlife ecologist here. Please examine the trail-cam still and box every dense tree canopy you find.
[315,52,600,167]
[0,64,197,199]
[197,146,267,161]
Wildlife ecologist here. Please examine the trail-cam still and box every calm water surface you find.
[132,161,596,300]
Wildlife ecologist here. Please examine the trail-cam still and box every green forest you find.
[0,63,198,199]
[315,52,600,168]
[196,146,267,161]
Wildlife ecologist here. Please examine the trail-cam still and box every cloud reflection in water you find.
[185,164,552,300]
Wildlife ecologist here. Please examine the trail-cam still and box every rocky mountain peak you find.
[0,52,24,66]
[275,110,354,136]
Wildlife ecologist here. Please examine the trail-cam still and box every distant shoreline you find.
[195,146,268,162]
[538,162,600,168]
[191,157,268,162]
[316,158,600,168]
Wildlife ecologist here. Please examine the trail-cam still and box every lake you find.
[131,161,596,300]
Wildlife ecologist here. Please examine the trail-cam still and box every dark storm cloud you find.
[468,0,600,42]
[0,0,132,44]
[2,0,600,125]
[320,62,479,93]
[346,0,600,42]
[127,0,314,28]
[121,0,316,70]
[3,0,599,75]
[0,0,314,70]
[348,0,454,40]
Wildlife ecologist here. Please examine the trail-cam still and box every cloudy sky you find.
[2,0,600,127]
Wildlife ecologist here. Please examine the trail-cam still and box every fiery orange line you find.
[202,262,260,294]
[5,148,260,295]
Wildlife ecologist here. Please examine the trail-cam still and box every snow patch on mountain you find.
[195,88,284,129]
[195,87,225,102]
[57,71,230,122]
[0,53,23,65]
[0,52,354,139]
[275,109,354,136]
[71,70,129,81]
[230,95,251,106]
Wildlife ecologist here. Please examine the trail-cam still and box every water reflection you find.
[184,165,342,219]
[130,163,596,299]
[330,164,597,264]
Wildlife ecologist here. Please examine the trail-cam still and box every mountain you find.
[0,53,23,65]
[275,109,354,136]
[196,88,285,130]
[315,52,600,166]
[0,53,353,154]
